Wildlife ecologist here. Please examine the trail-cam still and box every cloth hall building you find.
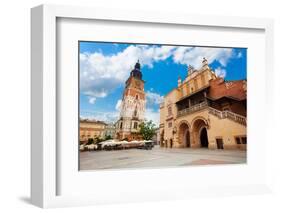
[159,58,247,150]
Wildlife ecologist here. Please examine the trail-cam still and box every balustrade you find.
[177,103,246,126]
[177,101,208,117]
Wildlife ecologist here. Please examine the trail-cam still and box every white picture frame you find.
[31,4,274,208]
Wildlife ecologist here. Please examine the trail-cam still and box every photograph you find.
[79,41,247,170]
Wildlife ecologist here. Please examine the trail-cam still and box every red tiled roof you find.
[208,78,246,101]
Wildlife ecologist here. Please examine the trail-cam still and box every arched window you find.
[168,122,172,128]
[191,87,194,93]
[134,107,137,116]
[120,122,123,129]
[136,94,139,100]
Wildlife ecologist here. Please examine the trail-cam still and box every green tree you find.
[139,120,156,140]
[94,137,103,143]
[86,138,94,145]
[105,135,113,140]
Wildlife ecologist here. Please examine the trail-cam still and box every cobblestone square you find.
[80,146,246,170]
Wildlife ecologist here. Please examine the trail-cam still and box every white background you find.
[0,0,281,212]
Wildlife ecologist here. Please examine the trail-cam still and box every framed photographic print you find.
[31,4,274,208]
[78,41,247,171]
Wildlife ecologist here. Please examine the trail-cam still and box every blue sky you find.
[79,42,247,125]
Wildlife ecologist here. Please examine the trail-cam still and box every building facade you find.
[152,127,160,145]
[116,61,146,141]
[159,58,247,150]
[104,123,116,139]
[79,119,106,143]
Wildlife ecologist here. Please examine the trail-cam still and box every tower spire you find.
[131,60,142,79]
[135,60,141,70]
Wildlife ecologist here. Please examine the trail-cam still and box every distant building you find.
[116,61,146,141]
[160,58,247,150]
[152,127,160,145]
[104,123,116,139]
[79,119,106,143]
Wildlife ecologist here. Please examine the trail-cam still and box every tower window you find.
[168,122,172,128]
[120,122,123,129]
[168,106,172,116]
[134,122,138,129]
[136,94,139,99]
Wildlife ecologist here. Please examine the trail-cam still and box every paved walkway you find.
[79,146,246,170]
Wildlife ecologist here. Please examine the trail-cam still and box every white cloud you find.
[81,99,123,123]
[80,110,119,124]
[215,67,227,78]
[173,47,234,69]
[80,45,176,103]
[237,51,243,58]
[146,91,164,106]
[82,100,161,125]
[145,108,160,126]
[88,97,96,104]
[172,47,193,64]
[80,45,238,104]
[81,107,160,126]
[115,99,122,111]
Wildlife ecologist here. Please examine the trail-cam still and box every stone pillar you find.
[174,133,179,148]
[190,131,200,148]
[208,140,216,150]
[206,129,216,149]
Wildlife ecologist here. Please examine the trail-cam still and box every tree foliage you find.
[105,135,113,140]
[86,138,94,145]
[139,120,156,140]
[94,137,103,143]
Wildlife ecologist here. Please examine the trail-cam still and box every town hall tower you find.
[116,61,146,141]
